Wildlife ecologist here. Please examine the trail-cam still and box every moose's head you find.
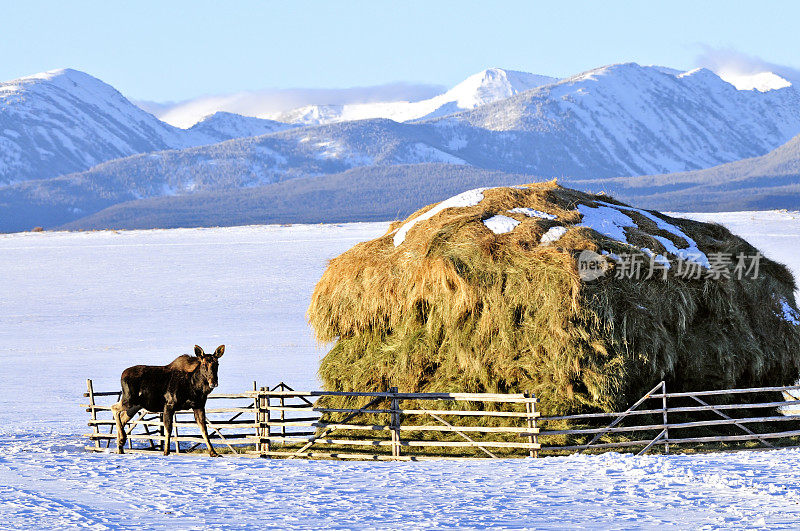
[194,345,224,389]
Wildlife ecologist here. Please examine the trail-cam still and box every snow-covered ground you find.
[5,443,800,529]
[679,210,800,287]
[1,214,800,529]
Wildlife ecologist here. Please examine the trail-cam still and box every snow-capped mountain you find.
[434,63,800,177]
[716,71,793,92]
[187,112,295,142]
[0,69,191,185]
[0,69,293,185]
[273,68,559,125]
[4,62,800,232]
[60,62,800,188]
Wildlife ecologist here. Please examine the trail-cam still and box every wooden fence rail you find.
[537,381,800,455]
[83,380,800,459]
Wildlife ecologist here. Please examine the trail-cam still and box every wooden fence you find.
[82,380,541,460]
[83,380,800,459]
[537,381,800,455]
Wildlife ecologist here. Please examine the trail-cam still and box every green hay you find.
[308,182,800,416]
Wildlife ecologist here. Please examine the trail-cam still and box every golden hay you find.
[308,182,800,415]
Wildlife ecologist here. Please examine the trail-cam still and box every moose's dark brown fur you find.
[111,345,224,456]
[166,354,200,372]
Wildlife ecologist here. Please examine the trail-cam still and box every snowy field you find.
[1,212,800,529]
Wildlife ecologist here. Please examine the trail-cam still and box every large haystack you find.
[308,182,800,415]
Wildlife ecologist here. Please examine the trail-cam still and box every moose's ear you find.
[214,345,225,358]
[194,345,205,357]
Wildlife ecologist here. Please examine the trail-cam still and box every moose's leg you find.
[112,377,140,454]
[111,401,126,454]
[162,405,175,456]
[194,408,219,457]
[111,402,140,454]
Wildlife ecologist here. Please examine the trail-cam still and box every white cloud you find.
[695,46,800,91]
[135,82,445,128]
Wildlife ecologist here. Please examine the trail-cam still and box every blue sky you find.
[2,1,799,102]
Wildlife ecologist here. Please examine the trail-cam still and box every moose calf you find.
[111,345,225,456]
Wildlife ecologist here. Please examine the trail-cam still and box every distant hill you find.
[0,119,472,232]
[187,111,295,142]
[56,151,800,231]
[58,164,540,230]
[572,133,800,211]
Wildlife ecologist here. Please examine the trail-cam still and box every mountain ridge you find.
[431,63,800,175]
[187,111,296,141]
[272,68,559,125]
[4,62,800,231]
[0,68,191,184]
[0,69,294,185]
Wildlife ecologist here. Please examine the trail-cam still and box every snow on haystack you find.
[395,186,712,267]
[508,207,558,220]
[310,182,800,415]
[394,187,487,246]
[780,298,800,326]
[483,214,520,234]
[540,225,568,245]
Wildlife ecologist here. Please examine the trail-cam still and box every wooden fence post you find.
[252,381,259,455]
[262,386,271,455]
[142,417,157,450]
[280,388,286,442]
[86,379,100,451]
[525,390,538,458]
[159,413,165,453]
[661,381,669,454]
[532,398,540,458]
[389,387,400,459]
